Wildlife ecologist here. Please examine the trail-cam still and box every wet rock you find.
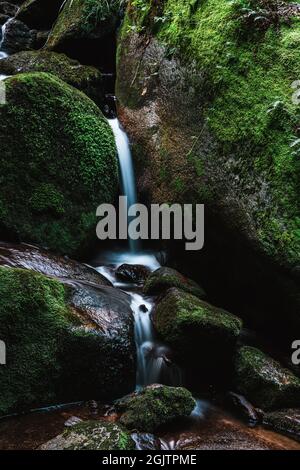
[0,266,136,415]
[263,409,300,441]
[0,2,18,16]
[116,263,150,284]
[1,19,36,53]
[0,242,112,287]
[0,51,106,107]
[226,392,261,425]
[144,267,206,299]
[39,420,135,450]
[0,13,9,24]
[116,384,195,433]
[45,0,121,53]
[235,346,300,411]
[16,0,63,30]
[132,433,161,450]
[64,416,83,428]
[153,288,242,387]
[139,304,148,312]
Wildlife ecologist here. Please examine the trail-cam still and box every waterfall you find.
[0,18,11,58]
[108,118,139,253]
[99,119,182,389]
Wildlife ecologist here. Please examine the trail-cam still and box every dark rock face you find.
[0,242,112,287]
[16,0,64,30]
[144,267,206,299]
[226,392,261,425]
[116,4,300,340]
[234,347,300,411]
[0,266,136,415]
[45,0,121,67]
[0,50,106,106]
[116,384,195,433]
[1,18,36,53]
[153,288,242,388]
[0,2,18,17]
[264,409,300,441]
[39,420,135,450]
[115,263,150,284]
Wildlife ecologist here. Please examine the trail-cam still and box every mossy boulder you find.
[0,266,136,415]
[116,384,195,432]
[16,0,64,29]
[263,409,300,441]
[39,420,135,450]
[116,0,300,335]
[0,72,118,257]
[46,0,121,51]
[153,288,242,386]
[0,51,106,106]
[144,267,206,299]
[235,347,300,411]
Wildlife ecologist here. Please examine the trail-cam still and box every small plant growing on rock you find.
[233,0,300,31]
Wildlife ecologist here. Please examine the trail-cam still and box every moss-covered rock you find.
[144,266,206,298]
[0,51,106,106]
[116,384,195,432]
[39,420,135,450]
[46,0,122,51]
[116,0,300,335]
[16,0,64,29]
[153,288,242,386]
[235,346,300,410]
[0,72,118,256]
[263,409,300,441]
[0,266,135,415]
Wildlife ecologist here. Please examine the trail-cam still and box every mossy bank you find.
[116,0,300,337]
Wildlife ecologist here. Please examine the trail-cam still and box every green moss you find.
[143,267,206,298]
[0,51,105,106]
[47,0,122,49]
[155,288,242,349]
[153,288,242,385]
[62,421,135,450]
[126,0,300,264]
[0,72,118,256]
[117,385,195,432]
[0,266,134,415]
[0,266,71,415]
[235,346,300,410]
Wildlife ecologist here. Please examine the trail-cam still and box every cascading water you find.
[108,118,139,253]
[0,18,11,58]
[0,18,11,81]
[98,117,182,389]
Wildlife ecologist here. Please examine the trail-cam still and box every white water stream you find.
[98,118,183,389]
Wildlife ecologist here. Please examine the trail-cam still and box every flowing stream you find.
[99,118,183,389]
[0,18,11,81]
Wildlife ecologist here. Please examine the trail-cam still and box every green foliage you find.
[126,0,300,262]
[0,72,118,256]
